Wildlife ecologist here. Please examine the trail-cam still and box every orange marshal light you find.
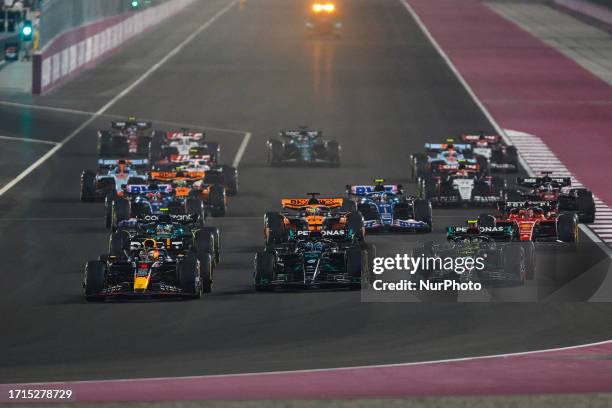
[312,3,335,13]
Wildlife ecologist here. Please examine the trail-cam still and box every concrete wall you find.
[32,0,196,94]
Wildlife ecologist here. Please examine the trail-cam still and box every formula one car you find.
[411,139,487,181]
[306,2,342,37]
[254,194,372,290]
[149,129,221,166]
[84,215,216,301]
[418,169,505,207]
[505,173,596,223]
[80,159,149,201]
[267,127,340,166]
[411,220,534,289]
[486,200,578,243]
[461,132,519,173]
[98,118,157,158]
[105,182,209,229]
[346,180,432,232]
[149,170,228,216]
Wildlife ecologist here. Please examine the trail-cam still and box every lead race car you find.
[254,193,373,290]
[84,214,217,301]
[306,2,342,37]
[346,179,432,233]
[505,172,596,223]
[98,117,159,158]
[80,159,149,201]
[267,127,341,166]
[411,139,487,181]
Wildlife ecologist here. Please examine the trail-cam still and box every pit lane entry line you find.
[0,0,239,199]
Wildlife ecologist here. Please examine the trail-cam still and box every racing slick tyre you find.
[185,197,206,220]
[346,248,365,290]
[341,198,358,213]
[105,196,113,228]
[363,243,377,284]
[576,189,595,223]
[201,226,221,264]
[413,199,433,233]
[506,146,519,171]
[254,251,275,291]
[136,136,150,157]
[476,156,489,176]
[557,212,578,243]
[178,253,202,299]
[112,198,130,228]
[346,212,365,242]
[109,230,130,257]
[84,261,106,302]
[503,244,527,286]
[199,252,213,293]
[194,230,216,267]
[98,132,113,157]
[264,212,287,245]
[411,154,427,182]
[148,135,164,164]
[221,165,238,196]
[80,171,96,202]
[208,184,226,217]
[326,141,341,167]
[477,213,496,228]
[162,146,179,160]
[267,140,283,166]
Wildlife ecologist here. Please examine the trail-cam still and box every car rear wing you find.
[282,198,344,210]
[150,171,205,182]
[111,120,152,130]
[517,176,571,188]
[122,184,174,195]
[281,130,321,137]
[425,143,471,152]
[346,184,403,196]
[447,225,513,240]
[98,158,149,168]
[500,200,556,212]
[166,131,205,140]
[134,213,200,225]
[461,134,501,144]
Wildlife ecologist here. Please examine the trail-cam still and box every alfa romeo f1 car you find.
[418,169,505,207]
[461,132,519,173]
[80,159,148,201]
[411,139,487,181]
[346,180,432,232]
[505,173,596,223]
[254,194,372,290]
[98,118,158,158]
[84,215,217,301]
[267,127,340,166]
[306,3,342,37]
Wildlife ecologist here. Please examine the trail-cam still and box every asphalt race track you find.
[1,0,612,384]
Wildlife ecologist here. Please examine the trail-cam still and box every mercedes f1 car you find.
[254,194,372,290]
[461,132,519,173]
[98,118,158,158]
[346,180,432,232]
[84,215,217,301]
[418,169,505,207]
[80,159,148,201]
[267,127,340,166]
[505,173,596,223]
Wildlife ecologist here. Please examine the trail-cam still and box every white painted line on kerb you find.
[0,135,58,146]
[232,132,252,168]
[0,0,238,199]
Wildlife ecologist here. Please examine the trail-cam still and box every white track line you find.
[232,132,252,168]
[0,135,58,145]
[0,0,238,199]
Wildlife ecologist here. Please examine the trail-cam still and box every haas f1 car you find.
[267,128,340,167]
[98,118,158,158]
[505,173,596,223]
[346,180,432,232]
[254,193,373,290]
[418,168,505,207]
[84,214,218,301]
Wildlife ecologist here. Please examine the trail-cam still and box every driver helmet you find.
[306,206,322,216]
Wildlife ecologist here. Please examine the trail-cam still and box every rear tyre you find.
[478,213,496,228]
[112,198,130,228]
[177,254,201,299]
[264,212,287,245]
[503,244,526,286]
[194,230,215,266]
[346,212,365,241]
[84,261,106,302]
[576,189,595,223]
[208,184,226,217]
[326,141,341,167]
[199,252,213,293]
[109,230,129,257]
[267,140,283,166]
[80,171,96,202]
[254,251,275,291]
[341,198,357,213]
[201,226,221,264]
[557,212,578,243]
[221,165,238,196]
[413,199,433,232]
[98,132,112,157]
